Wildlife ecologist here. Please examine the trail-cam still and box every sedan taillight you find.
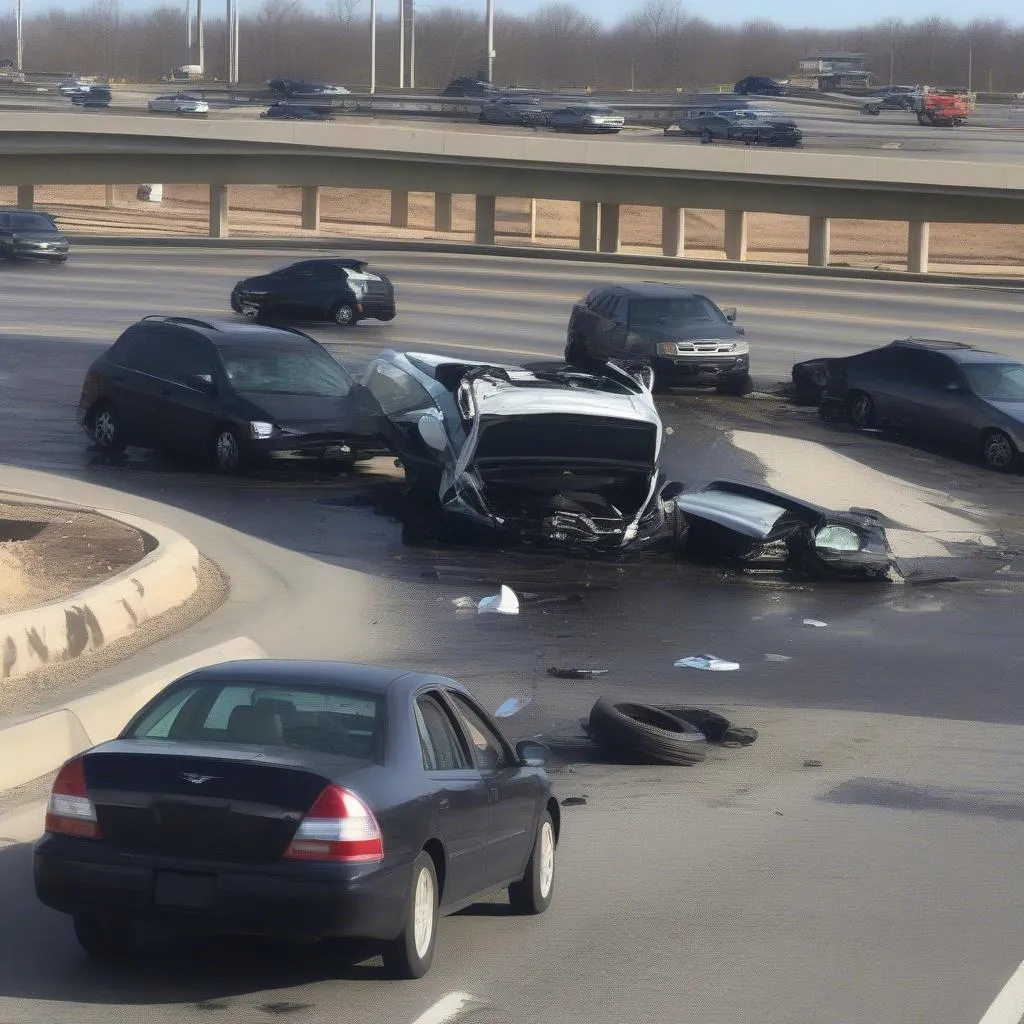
[45,757,101,839]
[284,785,383,863]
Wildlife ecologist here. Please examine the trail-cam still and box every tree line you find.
[1,0,1020,94]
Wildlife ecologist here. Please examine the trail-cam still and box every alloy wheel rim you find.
[852,397,871,426]
[335,306,354,325]
[412,867,435,959]
[986,434,1012,468]
[538,821,555,899]
[216,432,239,469]
[94,411,116,446]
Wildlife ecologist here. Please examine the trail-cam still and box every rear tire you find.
[211,425,245,474]
[982,430,1017,472]
[508,810,556,915]
[847,391,876,430]
[381,852,438,980]
[700,128,713,144]
[73,916,133,960]
[331,302,357,327]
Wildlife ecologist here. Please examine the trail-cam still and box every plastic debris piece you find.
[477,585,520,615]
[803,618,828,628]
[674,655,740,672]
[494,696,531,718]
[802,759,824,768]
[451,596,477,609]
[547,667,609,679]
[561,796,588,807]
[764,654,791,662]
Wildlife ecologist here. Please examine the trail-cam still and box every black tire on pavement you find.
[380,851,439,980]
[73,916,134,960]
[587,698,708,766]
[90,401,127,454]
[981,429,1018,472]
[508,809,556,915]
[716,373,754,397]
[654,707,759,747]
[847,391,876,430]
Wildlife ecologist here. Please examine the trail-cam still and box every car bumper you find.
[246,433,389,464]
[355,299,397,320]
[11,244,69,261]
[653,355,749,384]
[34,835,407,940]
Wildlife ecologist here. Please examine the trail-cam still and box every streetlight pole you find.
[409,0,415,88]
[485,0,493,82]
[196,0,204,72]
[186,0,192,53]
[369,0,376,93]
[15,0,23,72]
[398,0,405,88]
[967,43,972,92]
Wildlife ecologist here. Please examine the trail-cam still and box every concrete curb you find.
[0,635,266,793]
[0,498,201,681]
[66,236,1024,290]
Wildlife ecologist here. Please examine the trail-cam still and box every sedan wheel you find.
[508,810,556,914]
[982,430,1017,472]
[381,852,438,979]
[332,303,357,327]
[700,129,713,144]
[212,427,243,474]
[73,916,133,959]
[92,403,126,454]
[847,391,876,430]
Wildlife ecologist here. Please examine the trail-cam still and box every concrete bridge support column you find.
[475,195,496,245]
[724,210,748,262]
[209,184,229,238]
[434,192,453,232]
[598,203,620,254]
[301,186,320,231]
[579,201,599,251]
[104,185,116,209]
[16,185,33,209]
[808,216,831,267]
[907,220,930,274]
[529,199,537,242]
[390,189,410,228]
[661,206,685,257]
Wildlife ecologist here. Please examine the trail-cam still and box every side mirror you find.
[417,414,448,452]
[516,740,549,767]
[186,373,216,393]
[660,480,685,501]
[722,307,738,323]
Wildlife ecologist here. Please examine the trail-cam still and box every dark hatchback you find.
[441,76,500,97]
[734,75,787,96]
[546,105,625,133]
[479,96,547,126]
[77,316,386,473]
[0,209,70,263]
[261,101,335,121]
[72,86,112,107]
[687,112,802,146]
[566,283,750,394]
[34,660,558,978]
[231,258,397,327]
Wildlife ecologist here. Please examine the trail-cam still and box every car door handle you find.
[438,797,450,810]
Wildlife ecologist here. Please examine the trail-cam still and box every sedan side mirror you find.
[186,373,216,394]
[722,307,738,323]
[516,740,549,767]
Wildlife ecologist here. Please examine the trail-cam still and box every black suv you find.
[77,316,385,473]
[565,283,751,394]
[0,209,70,263]
[734,76,787,96]
[230,258,397,326]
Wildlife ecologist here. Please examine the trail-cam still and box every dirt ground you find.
[3,185,1021,270]
[0,500,149,615]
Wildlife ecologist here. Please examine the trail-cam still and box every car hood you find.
[235,274,275,290]
[632,322,738,343]
[238,389,383,436]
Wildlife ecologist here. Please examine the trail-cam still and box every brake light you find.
[284,785,383,863]
[44,757,101,839]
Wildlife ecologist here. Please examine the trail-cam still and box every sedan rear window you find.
[219,343,354,396]
[126,682,385,760]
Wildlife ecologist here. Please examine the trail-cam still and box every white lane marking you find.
[979,960,1024,1024]
[411,991,481,1024]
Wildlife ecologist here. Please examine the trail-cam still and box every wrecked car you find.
[361,351,687,553]
[673,480,896,579]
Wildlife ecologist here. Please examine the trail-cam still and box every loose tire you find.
[73,916,133,960]
[381,852,438,980]
[982,429,1017,472]
[211,425,244,474]
[847,391,876,430]
[587,698,708,766]
[508,810,556,915]
[332,302,357,327]
[91,402,126,454]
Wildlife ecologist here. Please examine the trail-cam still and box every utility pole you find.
[967,44,972,92]
[398,0,405,88]
[409,0,415,88]
[485,0,494,82]
[233,0,239,83]
[15,0,23,72]
[197,0,205,72]
[186,0,192,53]
[225,0,238,84]
[369,0,376,93]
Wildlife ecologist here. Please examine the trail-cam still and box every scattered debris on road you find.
[561,796,588,806]
[495,696,531,717]
[674,654,740,671]
[803,618,829,628]
[477,585,520,615]
[548,667,610,679]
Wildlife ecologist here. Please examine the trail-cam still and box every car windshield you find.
[126,681,384,760]
[476,416,657,464]
[961,362,1024,402]
[10,213,56,231]
[220,343,354,396]
[629,297,726,328]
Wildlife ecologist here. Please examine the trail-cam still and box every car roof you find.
[168,659,468,697]
[136,316,321,348]
[887,338,1013,364]
[591,282,707,300]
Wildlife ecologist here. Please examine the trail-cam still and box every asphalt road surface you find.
[1,247,1024,1024]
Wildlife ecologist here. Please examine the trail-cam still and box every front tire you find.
[211,425,245,474]
[332,302,357,327]
[982,430,1017,472]
[381,852,438,979]
[508,810,556,915]
[700,129,713,144]
[847,391,876,430]
[91,402,126,453]
[73,916,133,960]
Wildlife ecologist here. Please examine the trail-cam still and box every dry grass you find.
[2,184,1021,270]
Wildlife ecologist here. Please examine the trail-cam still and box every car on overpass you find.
[57,78,90,96]
[77,316,387,473]
[0,209,70,263]
[565,283,751,395]
[267,78,349,97]
[681,111,802,146]
[230,258,396,326]
[546,105,625,133]
[148,93,209,115]
[793,338,1024,471]
[479,96,548,126]
[71,85,112,108]
[261,101,335,122]
[441,75,500,97]
[33,659,558,978]
[733,75,788,96]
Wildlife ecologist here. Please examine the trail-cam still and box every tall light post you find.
[15,0,23,72]
[967,43,973,92]
[409,0,415,88]
[369,0,376,92]
[186,0,192,52]
[485,0,493,81]
[398,0,405,88]
[196,0,204,72]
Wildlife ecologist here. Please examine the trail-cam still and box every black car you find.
[861,86,918,114]
[734,76,787,96]
[261,101,335,122]
[231,258,397,327]
[685,112,802,147]
[793,338,1024,472]
[72,86,112,107]
[565,283,750,394]
[479,96,547,126]
[0,208,70,263]
[77,316,386,473]
[267,78,349,97]
[34,660,558,978]
[441,76,500,97]
[546,105,625,133]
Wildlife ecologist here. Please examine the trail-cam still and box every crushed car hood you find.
[238,389,383,437]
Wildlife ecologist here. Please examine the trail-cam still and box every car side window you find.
[109,327,165,375]
[158,333,218,385]
[610,297,630,324]
[365,362,434,416]
[446,692,509,772]
[917,353,959,390]
[416,694,471,771]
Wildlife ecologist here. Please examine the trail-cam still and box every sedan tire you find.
[91,402,127,454]
[381,851,438,979]
[508,810,556,915]
[700,128,713,144]
[211,425,245,474]
[982,429,1018,472]
[332,302,357,327]
[847,391,876,430]
[74,916,133,960]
